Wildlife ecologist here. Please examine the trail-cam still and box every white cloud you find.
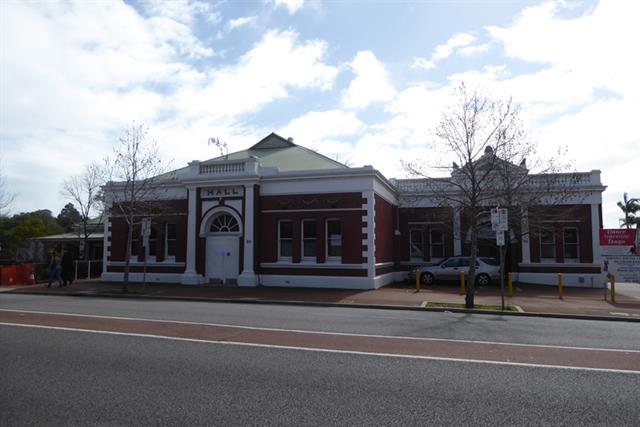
[227,16,257,30]
[412,32,476,70]
[143,0,221,25]
[269,0,306,14]
[0,3,338,215]
[341,51,396,109]
[279,110,365,142]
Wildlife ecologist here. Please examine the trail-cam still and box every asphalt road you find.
[1,295,639,425]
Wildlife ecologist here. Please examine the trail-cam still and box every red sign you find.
[599,229,636,246]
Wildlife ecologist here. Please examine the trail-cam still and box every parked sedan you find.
[408,256,500,286]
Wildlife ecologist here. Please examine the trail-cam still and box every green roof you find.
[205,133,348,171]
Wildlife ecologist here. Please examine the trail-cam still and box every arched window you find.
[209,213,240,233]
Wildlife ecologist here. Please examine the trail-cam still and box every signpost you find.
[492,208,508,310]
[141,218,151,287]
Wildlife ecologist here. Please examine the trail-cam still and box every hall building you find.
[102,133,606,288]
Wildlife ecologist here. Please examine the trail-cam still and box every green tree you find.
[57,203,82,232]
[617,193,640,228]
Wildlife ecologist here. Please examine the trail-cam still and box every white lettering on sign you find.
[203,186,243,198]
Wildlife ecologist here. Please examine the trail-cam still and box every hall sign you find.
[203,186,243,198]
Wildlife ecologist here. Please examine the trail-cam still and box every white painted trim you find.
[107,261,186,267]
[375,262,394,268]
[259,274,376,289]
[373,271,395,288]
[260,262,366,269]
[591,203,602,263]
[101,272,185,284]
[261,208,363,213]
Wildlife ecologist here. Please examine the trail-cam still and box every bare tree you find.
[403,83,574,308]
[0,159,16,216]
[103,122,171,293]
[61,163,104,260]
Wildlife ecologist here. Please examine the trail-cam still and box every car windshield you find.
[480,257,499,266]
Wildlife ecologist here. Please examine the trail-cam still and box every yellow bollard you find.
[460,271,466,295]
[557,273,564,300]
[507,272,513,297]
[415,268,420,292]
[610,274,616,304]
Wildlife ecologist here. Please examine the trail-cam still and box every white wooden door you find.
[206,236,239,284]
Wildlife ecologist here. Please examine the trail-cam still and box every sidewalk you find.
[3,279,639,321]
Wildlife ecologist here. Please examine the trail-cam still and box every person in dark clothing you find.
[47,252,62,288]
[61,250,74,286]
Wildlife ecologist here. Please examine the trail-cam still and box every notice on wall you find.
[604,255,640,283]
[600,229,639,255]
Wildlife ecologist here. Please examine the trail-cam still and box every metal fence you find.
[34,260,103,282]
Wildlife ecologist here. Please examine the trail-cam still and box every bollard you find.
[507,272,513,297]
[415,268,420,292]
[610,274,616,304]
[460,271,466,295]
[557,273,564,300]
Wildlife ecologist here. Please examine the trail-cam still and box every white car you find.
[409,256,500,286]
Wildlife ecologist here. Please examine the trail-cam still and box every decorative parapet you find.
[395,170,603,194]
[186,157,260,177]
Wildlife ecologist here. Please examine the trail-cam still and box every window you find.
[540,227,555,260]
[563,228,579,260]
[210,213,239,233]
[130,225,140,257]
[409,229,424,259]
[148,225,157,257]
[326,219,342,258]
[430,229,444,259]
[165,223,176,259]
[278,220,292,259]
[302,220,317,259]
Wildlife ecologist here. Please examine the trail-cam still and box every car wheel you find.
[476,273,490,287]
[421,272,435,286]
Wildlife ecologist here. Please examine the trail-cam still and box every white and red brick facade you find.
[103,135,607,288]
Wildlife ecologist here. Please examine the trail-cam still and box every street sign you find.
[141,218,151,248]
[496,231,505,246]
[491,208,508,231]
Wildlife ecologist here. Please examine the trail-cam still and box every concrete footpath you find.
[2,279,639,322]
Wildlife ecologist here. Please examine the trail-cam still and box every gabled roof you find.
[204,132,348,171]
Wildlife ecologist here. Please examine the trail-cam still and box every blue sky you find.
[1,0,638,227]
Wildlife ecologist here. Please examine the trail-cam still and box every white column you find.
[591,203,601,263]
[238,184,257,287]
[365,190,376,279]
[521,207,531,263]
[181,187,201,285]
[453,208,462,255]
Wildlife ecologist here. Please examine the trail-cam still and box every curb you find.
[5,289,640,323]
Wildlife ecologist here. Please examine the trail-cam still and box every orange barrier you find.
[0,264,36,286]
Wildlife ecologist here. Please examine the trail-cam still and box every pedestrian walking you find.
[47,252,62,288]
[61,249,74,286]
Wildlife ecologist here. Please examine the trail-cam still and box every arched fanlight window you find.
[209,213,240,233]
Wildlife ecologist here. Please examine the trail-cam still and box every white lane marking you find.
[2,322,639,375]
[2,308,639,354]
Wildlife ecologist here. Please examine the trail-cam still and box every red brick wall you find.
[374,194,395,263]
[258,192,365,265]
[107,199,188,263]
[529,204,593,263]
[398,207,454,261]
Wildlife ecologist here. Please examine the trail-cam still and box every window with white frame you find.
[278,220,292,259]
[326,219,342,259]
[563,227,579,260]
[409,229,424,259]
[130,225,140,257]
[540,227,555,260]
[148,224,157,258]
[430,229,444,259]
[165,223,176,259]
[302,220,317,259]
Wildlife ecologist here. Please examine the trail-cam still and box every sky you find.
[1,0,638,228]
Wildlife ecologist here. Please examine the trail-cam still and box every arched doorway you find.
[202,210,242,285]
